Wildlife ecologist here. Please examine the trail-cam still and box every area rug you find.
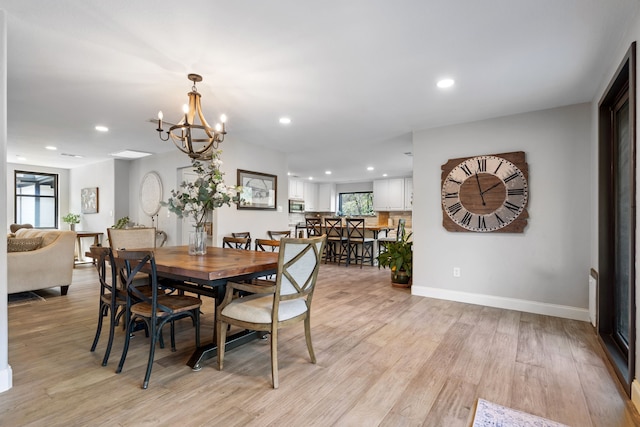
[472,399,569,427]
[8,291,46,307]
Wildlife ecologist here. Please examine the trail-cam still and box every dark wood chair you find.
[115,250,201,389]
[305,218,322,237]
[255,238,280,252]
[223,236,251,250]
[217,235,326,388]
[324,218,347,265]
[267,230,291,240]
[345,218,375,268]
[378,218,406,253]
[232,232,251,239]
[89,245,127,367]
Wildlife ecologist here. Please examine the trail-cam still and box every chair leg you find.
[116,314,134,374]
[217,319,228,370]
[102,306,117,366]
[304,315,316,364]
[271,327,278,389]
[142,322,159,389]
[90,303,106,352]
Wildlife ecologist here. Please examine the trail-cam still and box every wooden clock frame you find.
[440,151,529,233]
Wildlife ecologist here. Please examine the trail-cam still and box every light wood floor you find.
[2,263,639,426]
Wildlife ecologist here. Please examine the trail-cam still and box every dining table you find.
[123,245,279,370]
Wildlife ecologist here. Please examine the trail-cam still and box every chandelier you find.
[156,73,227,160]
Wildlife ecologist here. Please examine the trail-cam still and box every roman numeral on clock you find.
[460,211,472,226]
[508,188,525,196]
[460,164,472,176]
[478,216,486,229]
[504,172,520,183]
[444,192,459,199]
[477,158,486,172]
[504,201,520,213]
[447,202,462,216]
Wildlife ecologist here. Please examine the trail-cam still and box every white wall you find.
[0,9,11,394]
[69,160,114,234]
[127,138,290,246]
[412,103,591,321]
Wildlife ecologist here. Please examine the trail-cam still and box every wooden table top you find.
[136,246,279,284]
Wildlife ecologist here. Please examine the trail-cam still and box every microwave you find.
[289,200,305,213]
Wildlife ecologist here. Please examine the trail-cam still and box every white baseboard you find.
[632,380,640,414]
[0,365,12,393]
[411,286,590,321]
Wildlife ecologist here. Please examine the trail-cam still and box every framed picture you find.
[81,187,99,214]
[237,169,277,210]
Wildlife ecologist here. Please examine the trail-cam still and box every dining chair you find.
[223,236,252,250]
[216,235,326,388]
[378,218,406,253]
[323,218,347,265]
[255,238,280,252]
[115,249,202,389]
[107,227,156,252]
[345,218,375,268]
[305,218,322,237]
[267,230,291,240]
[89,245,127,366]
[231,231,251,239]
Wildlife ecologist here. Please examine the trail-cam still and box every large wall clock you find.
[441,151,529,233]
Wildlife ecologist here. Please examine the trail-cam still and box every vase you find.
[391,270,411,288]
[189,226,207,255]
[70,223,76,231]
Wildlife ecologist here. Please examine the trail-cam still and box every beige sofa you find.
[7,229,76,295]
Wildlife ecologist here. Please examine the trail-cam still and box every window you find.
[338,192,374,216]
[15,171,59,228]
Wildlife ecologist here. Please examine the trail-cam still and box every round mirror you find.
[140,171,163,217]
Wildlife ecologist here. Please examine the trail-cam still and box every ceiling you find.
[2,0,638,183]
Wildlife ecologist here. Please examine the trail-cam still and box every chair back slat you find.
[324,218,343,239]
[346,219,365,241]
[232,232,251,239]
[255,238,280,252]
[275,236,326,300]
[107,228,156,254]
[305,218,322,237]
[223,236,251,250]
[267,230,291,240]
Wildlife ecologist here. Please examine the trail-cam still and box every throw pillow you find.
[8,237,43,252]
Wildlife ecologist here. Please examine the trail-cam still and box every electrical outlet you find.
[453,267,461,277]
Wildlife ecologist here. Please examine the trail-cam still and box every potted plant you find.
[377,228,413,287]
[62,213,80,231]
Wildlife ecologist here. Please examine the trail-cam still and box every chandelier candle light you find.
[157,73,227,160]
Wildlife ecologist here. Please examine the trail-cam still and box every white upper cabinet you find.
[404,177,413,211]
[288,179,304,200]
[317,183,336,212]
[373,178,405,211]
[304,182,318,211]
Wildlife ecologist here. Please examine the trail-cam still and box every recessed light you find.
[382,173,388,177]
[437,78,455,89]
[279,117,291,125]
[308,176,313,180]
[45,146,57,150]
[95,125,109,132]
[110,150,152,159]
[61,153,84,158]
[287,172,291,176]
[367,166,374,171]
[325,171,332,175]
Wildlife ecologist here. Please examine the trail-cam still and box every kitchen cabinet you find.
[304,182,318,211]
[373,178,405,211]
[317,183,336,212]
[404,177,413,211]
[288,179,304,200]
